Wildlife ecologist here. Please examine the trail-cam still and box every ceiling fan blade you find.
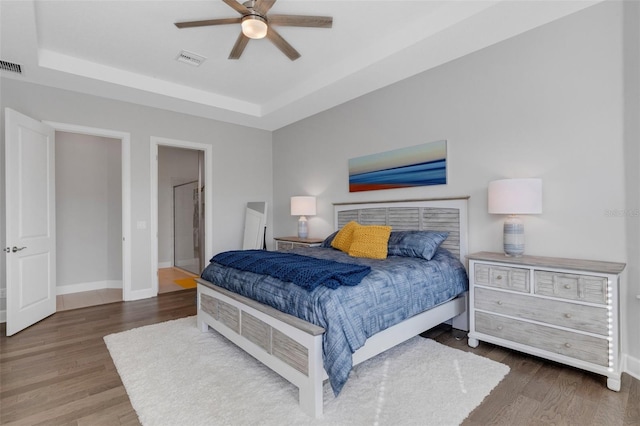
[175,17,241,28]
[265,27,300,61]
[254,0,276,15]
[229,32,250,59]
[223,0,251,15]
[268,14,333,28]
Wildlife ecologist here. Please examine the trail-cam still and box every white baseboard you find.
[124,287,157,301]
[57,280,123,295]
[623,353,640,381]
[158,261,172,269]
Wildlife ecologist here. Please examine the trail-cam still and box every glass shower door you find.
[173,180,200,274]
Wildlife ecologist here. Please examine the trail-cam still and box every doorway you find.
[5,108,131,335]
[4,110,132,335]
[157,146,204,293]
[150,137,213,296]
[45,121,132,302]
[54,131,124,311]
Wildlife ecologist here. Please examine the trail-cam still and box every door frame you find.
[44,121,133,300]
[150,136,213,295]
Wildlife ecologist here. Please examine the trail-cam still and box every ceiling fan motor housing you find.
[242,0,259,10]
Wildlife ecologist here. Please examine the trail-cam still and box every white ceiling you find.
[1,0,600,131]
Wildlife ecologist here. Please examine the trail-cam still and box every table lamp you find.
[488,178,542,256]
[290,196,316,239]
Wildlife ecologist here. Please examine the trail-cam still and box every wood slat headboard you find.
[334,197,469,261]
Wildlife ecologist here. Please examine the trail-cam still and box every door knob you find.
[12,246,26,253]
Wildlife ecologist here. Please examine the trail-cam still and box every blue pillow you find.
[387,230,449,261]
[321,231,338,248]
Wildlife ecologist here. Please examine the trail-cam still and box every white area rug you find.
[105,317,509,426]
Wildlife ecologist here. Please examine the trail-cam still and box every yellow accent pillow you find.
[348,225,392,260]
[331,221,360,253]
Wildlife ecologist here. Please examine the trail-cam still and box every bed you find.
[196,197,470,417]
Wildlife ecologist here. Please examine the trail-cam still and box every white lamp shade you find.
[290,196,316,216]
[488,178,542,215]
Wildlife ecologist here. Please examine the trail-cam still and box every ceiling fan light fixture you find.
[241,15,267,39]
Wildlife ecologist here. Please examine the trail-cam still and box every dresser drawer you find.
[474,263,530,292]
[276,241,295,251]
[534,271,608,304]
[474,287,608,335]
[276,241,312,251]
[275,238,323,251]
[475,311,608,366]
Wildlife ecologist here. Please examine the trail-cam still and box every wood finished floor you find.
[55,267,196,312]
[1,290,638,426]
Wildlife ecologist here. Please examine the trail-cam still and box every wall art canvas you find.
[349,140,447,192]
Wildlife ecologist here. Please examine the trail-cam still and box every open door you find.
[242,202,267,250]
[4,108,56,336]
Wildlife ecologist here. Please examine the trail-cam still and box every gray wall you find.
[273,2,639,366]
[56,131,122,288]
[0,79,273,299]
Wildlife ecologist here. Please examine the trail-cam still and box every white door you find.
[4,108,56,336]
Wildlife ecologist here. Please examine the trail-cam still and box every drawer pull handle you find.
[497,325,503,331]
[564,284,572,289]
[564,313,572,319]
[564,343,572,348]
[496,275,503,280]
[497,300,503,305]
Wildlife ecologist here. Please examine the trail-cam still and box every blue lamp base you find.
[503,215,525,257]
[297,216,308,239]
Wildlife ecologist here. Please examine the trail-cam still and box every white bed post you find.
[451,291,469,331]
[300,334,324,418]
[197,291,209,332]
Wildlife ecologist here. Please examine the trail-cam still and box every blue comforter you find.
[200,246,468,396]
[210,250,371,290]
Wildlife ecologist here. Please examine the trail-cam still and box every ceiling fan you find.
[174,0,333,61]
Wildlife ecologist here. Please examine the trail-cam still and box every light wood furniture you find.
[196,197,469,417]
[467,251,625,391]
[274,236,323,251]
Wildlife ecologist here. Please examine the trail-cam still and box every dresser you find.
[467,251,625,391]
[274,236,324,251]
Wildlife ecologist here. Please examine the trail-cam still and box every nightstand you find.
[274,236,324,251]
[467,251,625,391]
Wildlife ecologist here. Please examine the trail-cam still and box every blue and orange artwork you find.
[349,140,447,192]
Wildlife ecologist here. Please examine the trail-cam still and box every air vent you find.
[176,50,206,67]
[0,60,22,74]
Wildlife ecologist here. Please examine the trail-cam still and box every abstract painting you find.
[349,140,447,192]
